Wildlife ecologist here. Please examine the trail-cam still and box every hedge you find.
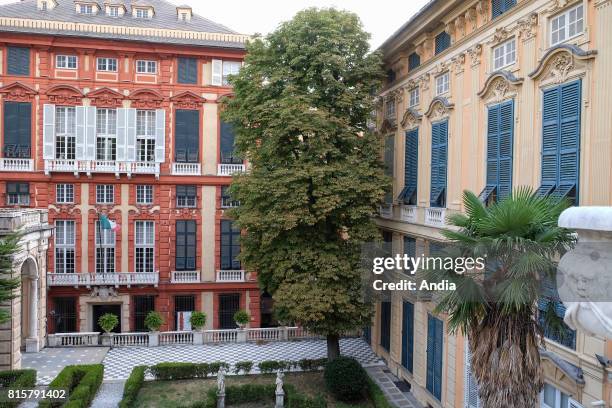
[182,383,276,408]
[0,369,37,408]
[149,362,229,381]
[39,364,103,408]
[118,366,147,408]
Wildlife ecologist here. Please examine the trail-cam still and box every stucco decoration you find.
[454,15,466,37]
[467,44,483,66]
[557,207,612,340]
[546,0,582,14]
[419,73,431,91]
[529,44,597,84]
[488,26,512,45]
[130,88,164,109]
[452,53,466,75]
[478,71,524,103]
[46,85,84,105]
[476,0,490,23]
[517,13,538,41]
[0,82,38,102]
[465,8,477,30]
[540,350,585,394]
[170,91,206,109]
[424,97,454,121]
[391,88,404,105]
[87,87,124,108]
[400,108,423,130]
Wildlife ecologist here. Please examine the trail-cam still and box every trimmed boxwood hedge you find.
[39,364,103,408]
[0,369,37,408]
[149,362,229,380]
[118,366,147,408]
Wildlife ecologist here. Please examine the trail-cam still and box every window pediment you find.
[46,85,84,105]
[400,108,422,130]
[424,96,454,121]
[87,87,124,108]
[0,82,37,102]
[478,70,523,103]
[529,44,596,84]
[130,88,164,109]
[170,91,206,109]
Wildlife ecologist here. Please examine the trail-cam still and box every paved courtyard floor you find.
[21,346,109,385]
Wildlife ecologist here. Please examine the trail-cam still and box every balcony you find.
[379,203,393,219]
[216,270,245,282]
[400,205,417,223]
[171,162,201,176]
[0,158,34,172]
[44,160,160,178]
[217,163,245,176]
[48,272,159,287]
[425,207,446,228]
[171,270,200,283]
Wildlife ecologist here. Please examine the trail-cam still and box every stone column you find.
[25,278,39,353]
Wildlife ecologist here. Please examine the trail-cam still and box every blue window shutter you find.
[380,301,392,351]
[433,318,443,400]
[540,87,561,193]
[401,301,414,373]
[175,110,200,162]
[7,47,30,76]
[558,80,581,197]
[486,104,500,193]
[435,32,451,55]
[426,315,435,395]
[430,121,448,207]
[492,0,516,19]
[408,53,420,70]
[498,101,514,200]
[399,129,418,204]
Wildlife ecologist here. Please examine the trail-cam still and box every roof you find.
[0,0,246,48]
[378,0,440,52]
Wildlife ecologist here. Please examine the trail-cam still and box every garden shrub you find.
[149,362,230,380]
[233,310,250,326]
[0,369,37,408]
[182,383,275,408]
[118,366,147,408]
[284,384,327,408]
[98,313,119,333]
[40,364,103,408]
[144,311,164,331]
[207,361,230,375]
[189,312,207,330]
[257,360,292,373]
[323,357,367,402]
[297,358,327,371]
[233,361,254,375]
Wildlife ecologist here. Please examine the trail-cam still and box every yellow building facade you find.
[372,0,612,407]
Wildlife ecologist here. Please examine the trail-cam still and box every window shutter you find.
[492,0,504,18]
[4,102,19,150]
[7,47,30,76]
[400,129,418,203]
[126,108,137,161]
[85,106,96,160]
[426,315,436,395]
[75,106,86,160]
[430,121,448,207]
[116,108,127,161]
[43,104,56,159]
[434,32,451,55]
[433,318,443,400]
[558,80,581,193]
[212,59,223,86]
[408,53,420,70]
[568,398,584,408]
[540,87,560,195]
[401,301,414,373]
[465,343,480,408]
[486,104,500,194]
[155,109,166,163]
[498,101,514,200]
[187,58,197,84]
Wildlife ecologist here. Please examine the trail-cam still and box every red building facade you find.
[0,0,262,334]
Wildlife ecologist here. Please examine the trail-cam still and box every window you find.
[550,4,584,46]
[7,46,30,76]
[436,72,450,95]
[6,182,29,205]
[56,184,74,204]
[175,220,196,271]
[41,1,47,11]
[95,222,115,274]
[492,39,516,70]
[133,295,155,332]
[221,186,239,208]
[96,184,114,204]
[55,220,75,274]
[480,100,514,205]
[434,31,451,55]
[79,4,93,14]
[536,80,581,204]
[399,129,418,205]
[175,295,195,330]
[538,276,577,350]
[222,61,241,86]
[136,185,153,205]
[136,110,156,162]
[180,12,187,21]
[53,297,77,332]
[97,57,117,72]
[3,101,31,158]
[430,121,448,208]
[385,99,395,119]
[220,220,241,270]
[401,301,414,373]
[386,69,396,84]
[135,8,149,18]
[379,301,391,351]
[219,293,240,329]
[96,108,117,161]
[135,221,154,273]
[408,52,420,70]
[175,109,199,162]
[177,185,197,208]
[108,6,119,17]
[540,383,579,408]
[177,57,197,84]
[136,60,156,74]
[409,88,419,108]
[220,121,241,164]
[426,315,443,401]
[492,0,517,19]
[55,106,76,160]
[56,55,77,69]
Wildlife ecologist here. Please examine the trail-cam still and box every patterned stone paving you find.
[21,346,109,385]
[365,366,424,408]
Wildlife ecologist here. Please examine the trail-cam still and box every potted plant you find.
[233,310,250,329]
[189,311,207,331]
[98,313,118,347]
[144,311,164,332]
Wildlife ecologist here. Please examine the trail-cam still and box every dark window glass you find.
[6,182,29,206]
[220,121,242,164]
[175,109,199,162]
[176,185,197,208]
[219,293,240,329]
[380,301,391,351]
[220,220,241,270]
[177,57,197,84]
[434,32,451,55]
[176,220,196,271]
[133,295,155,332]
[221,186,240,208]
[174,295,195,329]
[53,297,77,333]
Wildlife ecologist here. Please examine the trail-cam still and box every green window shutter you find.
[175,220,196,271]
[537,86,561,197]
[175,110,200,162]
[434,32,451,55]
[3,102,31,158]
[7,47,30,76]
[178,58,197,84]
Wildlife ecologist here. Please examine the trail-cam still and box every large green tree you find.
[427,189,574,407]
[0,233,21,324]
[222,8,386,359]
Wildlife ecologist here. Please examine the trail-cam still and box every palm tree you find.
[426,187,575,408]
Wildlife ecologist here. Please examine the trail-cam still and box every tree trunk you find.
[469,308,543,408]
[327,334,340,360]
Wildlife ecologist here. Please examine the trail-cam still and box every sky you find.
[0,0,430,49]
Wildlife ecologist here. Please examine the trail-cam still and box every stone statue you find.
[217,367,226,395]
[275,370,284,394]
[557,207,612,339]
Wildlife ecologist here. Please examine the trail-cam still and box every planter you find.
[101,333,112,347]
[148,331,160,347]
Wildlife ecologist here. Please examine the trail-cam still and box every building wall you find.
[0,31,261,333]
[374,0,612,407]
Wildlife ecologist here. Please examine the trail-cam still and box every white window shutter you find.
[43,104,55,159]
[464,343,480,408]
[154,109,165,163]
[75,106,86,160]
[126,108,137,161]
[568,399,583,408]
[211,59,222,86]
[116,108,127,161]
[85,106,96,160]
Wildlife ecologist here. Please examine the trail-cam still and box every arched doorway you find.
[20,257,40,352]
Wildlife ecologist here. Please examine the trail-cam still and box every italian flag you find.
[99,214,121,232]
